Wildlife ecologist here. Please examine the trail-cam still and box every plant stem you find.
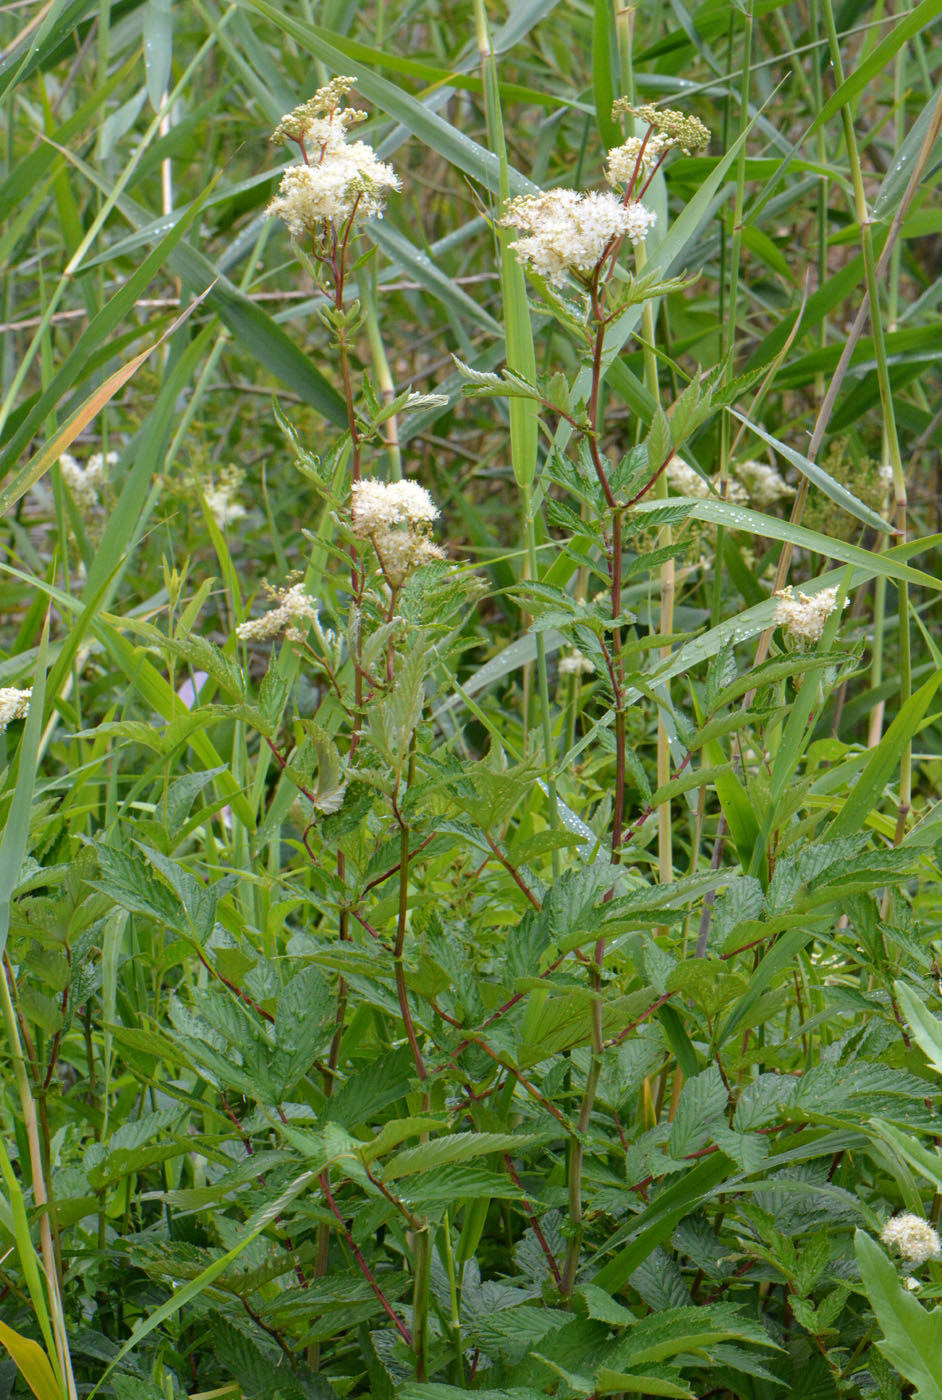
[395,739,426,1083]
[441,1211,465,1384]
[412,1223,431,1380]
[561,942,604,1296]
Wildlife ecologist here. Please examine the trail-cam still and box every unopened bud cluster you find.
[350,479,445,587]
[612,101,711,155]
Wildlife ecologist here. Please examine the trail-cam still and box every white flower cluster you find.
[606,133,671,188]
[881,1213,941,1267]
[666,456,711,498]
[203,468,246,529]
[59,450,116,516]
[350,478,444,587]
[773,585,845,644]
[0,687,31,733]
[350,479,438,532]
[558,650,594,678]
[237,582,321,644]
[500,189,656,287]
[268,80,399,234]
[735,459,794,508]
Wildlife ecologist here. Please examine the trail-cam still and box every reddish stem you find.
[504,1155,562,1287]
[319,1171,413,1344]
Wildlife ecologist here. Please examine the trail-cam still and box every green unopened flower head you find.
[271,76,367,147]
[612,100,711,155]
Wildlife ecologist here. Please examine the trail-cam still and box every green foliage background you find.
[1,1,942,1399]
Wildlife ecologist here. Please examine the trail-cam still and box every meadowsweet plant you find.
[1,10,942,1400]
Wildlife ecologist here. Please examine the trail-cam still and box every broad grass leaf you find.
[634,498,937,591]
[855,1230,942,1400]
[716,927,815,1048]
[728,409,891,533]
[895,981,942,1075]
[369,222,501,335]
[143,0,173,109]
[0,1322,61,1400]
[827,671,942,839]
[0,173,220,494]
[867,1119,942,1195]
[875,94,942,219]
[809,1,942,135]
[0,0,97,100]
[591,1154,732,1291]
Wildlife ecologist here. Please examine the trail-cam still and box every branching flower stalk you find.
[502,101,708,1296]
[474,0,562,872]
[267,78,402,1285]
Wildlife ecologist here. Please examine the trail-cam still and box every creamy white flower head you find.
[204,485,246,530]
[606,133,671,187]
[268,140,400,234]
[623,201,659,245]
[237,583,320,644]
[773,585,846,644]
[501,189,656,287]
[666,455,710,498]
[0,687,31,732]
[372,530,445,587]
[558,650,594,677]
[59,450,116,514]
[735,458,794,507]
[881,1214,941,1267]
[720,477,749,504]
[350,478,438,536]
